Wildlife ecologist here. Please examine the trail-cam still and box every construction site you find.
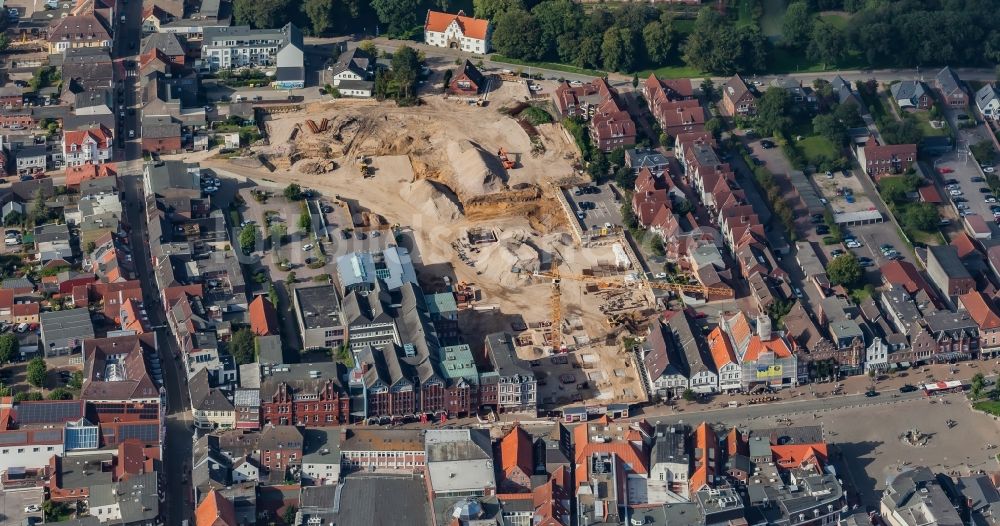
[205,82,694,409]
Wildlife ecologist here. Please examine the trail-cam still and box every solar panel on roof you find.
[118,423,158,443]
[14,401,84,424]
[0,432,27,445]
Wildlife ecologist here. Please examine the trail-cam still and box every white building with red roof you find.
[62,125,113,166]
[424,10,491,54]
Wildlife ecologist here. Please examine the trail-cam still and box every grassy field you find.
[911,110,950,137]
[637,64,707,79]
[798,135,838,161]
[737,0,758,28]
[490,55,606,77]
[767,47,866,74]
[974,400,1000,416]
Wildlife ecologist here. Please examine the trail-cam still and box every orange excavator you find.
[497,147,516,170]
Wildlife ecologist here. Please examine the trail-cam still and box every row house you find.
[644,74,694,107]
[63,125,113,166]
[653,99,707,138]
[47,13,112,54]
[259,363,350,426]
[858,141,917,180]
[552,78,614,119]
[642,310,718,398]
[718,312,798,390]
[923,309,980,361]
[815,296,866,374]
[590,97,636,152]
[959,291,1000,356]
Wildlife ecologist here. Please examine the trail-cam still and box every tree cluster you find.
[491,1,677,73]
[374,46,422,106]
[683,8,767,75]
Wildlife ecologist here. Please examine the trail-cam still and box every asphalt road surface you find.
[123,174,194,525]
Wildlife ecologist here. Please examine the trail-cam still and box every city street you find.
[123,175,194,526]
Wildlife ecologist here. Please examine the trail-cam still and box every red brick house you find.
[497,425,533,494]
[590,97,636,151]
[258,425,303,481]
[859,141,917,179]
[449,60,486,96]
[935,66,968,109]
[260,363,349,426]
[654,99,706,138]
[722,74,757,116]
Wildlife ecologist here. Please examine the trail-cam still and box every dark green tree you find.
[902,203,940,232]
[573,36,602,69]
[0,333,17,365]
[492,9,543,60]
[600,28,636,73]
[233,0,292,29]
[303,0,335,35]
[283,183,303,201]
[813,113,847,146]
[371,0,421,36]
[642,19,674,65]
[782,2,814,48]
[807,22,847,67]
[755,88,793,137]
[827,253,863,288]
[532,0,583,58]
[26,357,46,388]
[473,0,525,20]
[229,328,257,365]
[239,225,258,254]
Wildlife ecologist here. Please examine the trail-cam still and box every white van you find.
[16,323,28,333]
[4,237,19,246]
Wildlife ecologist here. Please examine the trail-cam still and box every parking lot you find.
[564,182,624,233]
[0,487,44,526]
[934,151,1000,238]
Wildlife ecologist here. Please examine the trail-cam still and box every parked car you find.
[760,139,775,149]
[899,384,918,393]
[985,167,996,173]
[301,243,314,251]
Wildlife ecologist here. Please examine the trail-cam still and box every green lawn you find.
[819,13,851,30]
[798,135,838,162]
[637,64,707,80]
[974,400,1000,416]
[737,0,757,28]
[767,47,865,74]
[489,55,606,77]
[910,110,950,137]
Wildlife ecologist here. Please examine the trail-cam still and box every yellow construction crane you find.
[548,267,562,349]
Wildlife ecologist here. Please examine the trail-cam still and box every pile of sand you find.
[402,179,463,222]
[445,140,506,198]
[474,230,542,287]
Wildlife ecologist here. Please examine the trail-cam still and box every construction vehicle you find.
[497,147,516,170]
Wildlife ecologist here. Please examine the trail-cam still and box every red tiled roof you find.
[690,422,716,492]
[951,232,979,259]
[879,260,934,297]
[743,335,792,362]
[655,99,706,129]
[12,302,39,317]
[960,291,1000,330]
[64,125,113,149]
[771,443,828,470]
[707,327,737,369]
[918,185,942,203]
[248,296,278,336]
[195,490,238,526]
[424,10,489,40]
[499,425,533,482]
